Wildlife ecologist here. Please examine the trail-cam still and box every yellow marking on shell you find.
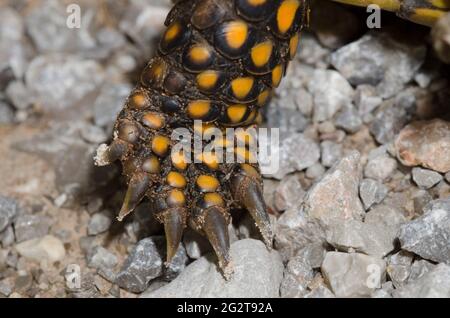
[257,89,270,107]
[164,22,181,42]
[196,71,219,91]
[227,104,248,123]
[196,175,220,192]
[200,152,220,170]
[410,8,446,26]
[167,171,187,188]
[289,33,300,59]
[248,0,267,5]
[187,100,211,119]
[152,135,170,157]
[231,77,254,99]
[129,92,148,109]
[235,147,256,163]
[277,0,300,34]
[204,193,225,207]
[224,21,249,49]
[251,41,273,67]
[194,122,217,135]
[171,150,188,171]
[272,64,283,87]
[241,163,260,179]
[430,0,450,9]
[188,45,211,64]
[142,112,165,129]
[142,156,160,174]
[167,189,186,207]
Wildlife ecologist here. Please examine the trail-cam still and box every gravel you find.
[0,195,19,232]
[398,198,450,264]
[14,214,51,243]
[359,178,388,210]
[412,167,443,189]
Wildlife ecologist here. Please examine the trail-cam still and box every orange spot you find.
[200,152,220,170]
[289,33,300,59]
[197,71,219,91]
[152,135,170,157]
[204,193,224,207]
[167,171,187,188]
[171,151,188,171]
[167,189,186,207]
[227,104,248,123]
[142,112,165,129]
[272,64,283,87]
[231,77,254,100]
[257,89,270,107]
[248,0,266,5]
[224,21,248,49]
[187,100,211,119]
[277,0,300,34]
[188,45,211,63]
[251,41,273,67]
[196,175,220,192]
[164,22,181,42]
[129,92,148,109]
[142,156,160,174]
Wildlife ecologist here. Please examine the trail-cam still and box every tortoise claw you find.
[162,207,187,264]
[117,172,150,221]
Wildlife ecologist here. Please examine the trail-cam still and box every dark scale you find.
[95,0,310,278]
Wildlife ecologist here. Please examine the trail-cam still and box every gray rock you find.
[335,107,363,134]
[370,99,412,145]
[87,212,112,236]
[0,225,15,247]
[115,238,164,293]
[408,259,436,283]
[445,171,450,183]
[141,239,283,298]
[330,31,426,98]
[412,167,443,189]
[354,84,382,115]
[320,140,343,168]
[86,246,118,274]
[371,282,394,298]
[280,254,314,298]
[0,195,19,232]
[365,204,407,226]
[0,101,15,124]
[274,206,326,262]
[25,0,97,54]
[307,69,354,122]
[325,218,401,258]
[295,242,327,269]
[305,163,326,180]
[25,54,105,111]
[5,81,32,110]
[266,106,308,138]
[273,175,305,212]
[0,278,13,297]
[163,243,189,281]
[359,178,388,210]
[413,190,433,215]
[387,251,414,288]
[398,198,450,264]
[80,124,108,144]
[393,264,450,298]
[297,34,331,67]
[364,154,397,181]
[304,151,365,226]
[264,133,320,180]
[295,88,314,117]
[321,252,386,298]
[14,214,51,243]
[93,82,132,129]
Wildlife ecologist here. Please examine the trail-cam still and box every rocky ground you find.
[0,0,450,298]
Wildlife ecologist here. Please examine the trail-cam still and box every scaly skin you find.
[95,0,310,278]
